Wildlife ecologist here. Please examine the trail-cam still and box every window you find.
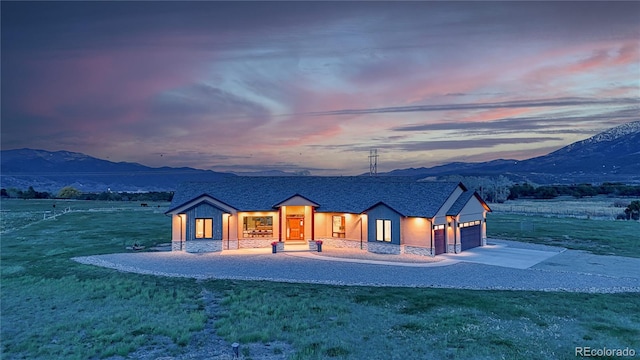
[433,224,445,230]
[332,215,345,238]
[459,220,481,228]
[195,218,213,239]
[243,216,273,238]
[376,219,391,242]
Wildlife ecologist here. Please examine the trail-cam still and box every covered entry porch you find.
[275,195,319,244]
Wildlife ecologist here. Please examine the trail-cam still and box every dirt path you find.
[106,286,294,360]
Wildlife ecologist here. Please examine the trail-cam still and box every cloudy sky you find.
[2,1,638,175]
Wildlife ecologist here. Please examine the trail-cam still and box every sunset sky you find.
[2,1,638,175]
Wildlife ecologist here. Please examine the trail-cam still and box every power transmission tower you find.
[369,149,378,176]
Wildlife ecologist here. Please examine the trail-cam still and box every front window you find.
[376,219,391,242]
[195,218,213,239]
[332,215,345,238]
[243,216,273,238]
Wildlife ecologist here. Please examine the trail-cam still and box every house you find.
[165,177,491,256]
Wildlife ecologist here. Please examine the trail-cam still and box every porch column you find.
[311,207,315,241]
[278,207,283,242]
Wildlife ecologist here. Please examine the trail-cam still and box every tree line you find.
[437,176,640,202]
[508,182,640,200]
[1,186,174,202]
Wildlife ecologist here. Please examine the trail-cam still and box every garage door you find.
[434,229,446,255]
[460,224,481,251]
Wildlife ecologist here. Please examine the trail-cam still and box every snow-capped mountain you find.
[383,121,640,184]
[558,121,640,152]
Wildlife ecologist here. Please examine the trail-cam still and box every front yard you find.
[1,199,638,359]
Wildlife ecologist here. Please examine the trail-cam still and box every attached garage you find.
[460,221,482,251]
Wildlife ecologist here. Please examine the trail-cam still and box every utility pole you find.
[369,149,378,176]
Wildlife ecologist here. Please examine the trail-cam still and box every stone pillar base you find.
[308,241,318,251]
[223,240,239,250]
[172,241,184,251]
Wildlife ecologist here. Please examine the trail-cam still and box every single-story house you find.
[165,176,491,256]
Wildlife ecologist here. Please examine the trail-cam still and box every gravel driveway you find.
[73,246,640,293]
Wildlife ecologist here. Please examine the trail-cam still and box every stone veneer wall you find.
[238,238,278,249]
[318,238,367,251]
[185,240,222,253]
[368,242,434,257]
[403,246,433,257]
[220,238,281,250]
[367,242,402,255]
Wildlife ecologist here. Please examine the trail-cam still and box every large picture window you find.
[195,218,213,239]
[376,219,391,242]
[243,216,273,238]
[332,215,345,238]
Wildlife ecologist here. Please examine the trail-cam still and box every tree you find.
[534,186,558,199]
[624,200,640,221]
[58,186,82,199]
[509,183,536,199]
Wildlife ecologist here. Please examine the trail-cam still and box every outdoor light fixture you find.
[232,342,239,358]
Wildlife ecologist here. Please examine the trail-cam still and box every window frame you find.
[332,215,346,238]
[243,215,274,238]
[195,218,213,239]
[376,219,392,242]
[459,220,481,228]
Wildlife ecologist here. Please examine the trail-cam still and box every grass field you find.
[489,196,635,220]
[487,213,640,258]
[1,199,639,359]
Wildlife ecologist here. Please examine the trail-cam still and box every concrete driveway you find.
[440,242,562,269]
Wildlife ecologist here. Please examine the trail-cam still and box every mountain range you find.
[381,121,640,184]
[1,121,639,192]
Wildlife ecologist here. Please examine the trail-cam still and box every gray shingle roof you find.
[446,190,474,216]
[167,176,462,218]
[446,191,491,215]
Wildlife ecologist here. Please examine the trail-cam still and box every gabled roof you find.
[167,176,463,218]
[166,194,237,214]
[446,191,492,216]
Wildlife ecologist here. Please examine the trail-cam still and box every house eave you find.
[165,193,237,215]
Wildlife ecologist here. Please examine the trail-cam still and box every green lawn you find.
[1,199,639,359]
[487,213,640,258]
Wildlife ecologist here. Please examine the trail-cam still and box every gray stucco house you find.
[165,176,491,256]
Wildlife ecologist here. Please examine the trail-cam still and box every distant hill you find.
[0,149,235,192]
[2,122,639,192]
[380,121,640,184]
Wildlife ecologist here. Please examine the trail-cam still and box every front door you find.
[287,217,304,241]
